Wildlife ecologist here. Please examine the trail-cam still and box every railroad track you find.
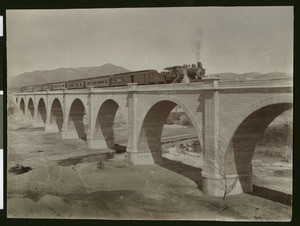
[161,133,198,144]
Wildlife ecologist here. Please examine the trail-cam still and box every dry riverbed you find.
[7,117,292,220]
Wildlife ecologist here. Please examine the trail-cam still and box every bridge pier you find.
[86,136,113,150]
[62,128,80,139]
[126,83,163,164]
[200,173,245,196]
[23,116,32,124]
[24,108,33,124]
[32,119,45,128]
[45,122,60,132]
[86,87,115,151]
[199,78,245,196]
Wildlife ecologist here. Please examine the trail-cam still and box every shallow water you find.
[56,152,114,167]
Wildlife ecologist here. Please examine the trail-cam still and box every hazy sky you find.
[7,7,293,76]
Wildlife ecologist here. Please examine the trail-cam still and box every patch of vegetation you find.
[259,124,292,146]
[166,112,193,126]
[176,140,202,153]
[97,159,105,169]
[256,123,292,161]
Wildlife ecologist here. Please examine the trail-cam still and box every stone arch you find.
[27,98,34,119]
[50,98,64,132]
[66,98,86,140]
[94,99,119,149]
[138,96,202,145]
[37,98,47,124]
[224,94,293,192]
[138,99,202,163]
[20,98,25,114]
[48,96,64,112]
[66,96,88,114]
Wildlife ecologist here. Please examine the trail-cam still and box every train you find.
[19,62,206,92]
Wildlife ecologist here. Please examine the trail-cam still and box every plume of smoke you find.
[195,39,202,62]
[192,29,203,62]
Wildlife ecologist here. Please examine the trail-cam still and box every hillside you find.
[207,71,292,81]
[8,63,130,90]
[8,66,292,91]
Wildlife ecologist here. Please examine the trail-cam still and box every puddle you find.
[56,152,114,167]
[8,164,32,174]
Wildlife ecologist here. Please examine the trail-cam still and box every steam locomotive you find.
[19,62,206,92]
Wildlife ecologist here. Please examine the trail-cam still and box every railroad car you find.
[66,79,86,89]
[41,84,53,91]
[26,86,34,92]
[20,87,27,92]
[110,72,132,86]
[34,85,42,92]
[52,82,67,90]
[85,75,111,88]
[110,69,163,86]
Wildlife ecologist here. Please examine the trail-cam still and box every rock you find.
[8,164,32,174]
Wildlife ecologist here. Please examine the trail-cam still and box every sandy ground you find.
[7,116,292,220]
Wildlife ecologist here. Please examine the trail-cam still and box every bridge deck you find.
[14,77,293,95]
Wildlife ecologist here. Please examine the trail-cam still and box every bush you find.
[259,124,292,146]
[178,114,192,126]
[165,112,193,127]
[165,113,180,125]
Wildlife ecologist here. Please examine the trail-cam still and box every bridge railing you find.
[12,77,293,95]
[218,77,293,88]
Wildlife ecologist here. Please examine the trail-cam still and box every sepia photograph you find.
[6,7,293,220]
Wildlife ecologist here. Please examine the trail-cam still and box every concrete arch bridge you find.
[12,77,293,196]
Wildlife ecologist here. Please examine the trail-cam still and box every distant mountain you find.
[9,66,293,91]
[252,71,293,80]
[8,63,130,90]
[207,71,292,81]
